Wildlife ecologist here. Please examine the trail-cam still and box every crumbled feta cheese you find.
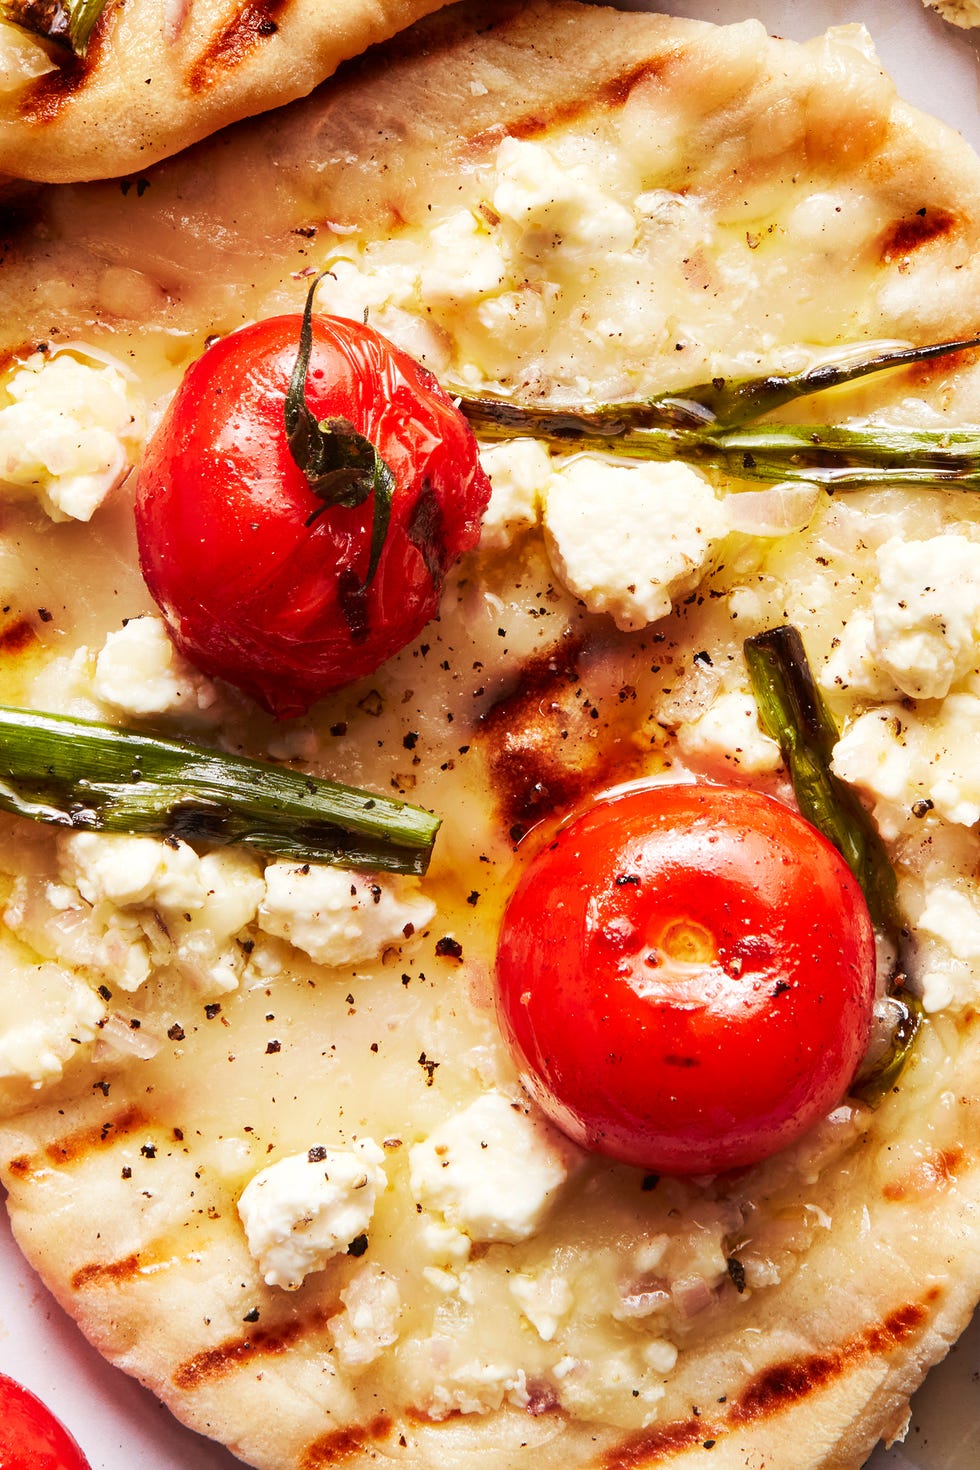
[833,695,980,827]
[510,1270,574,1341]
[924,0,980,29]
[238,1139,387,1291]
[0,352,144,521]
[0,960,104,1088]
[419,211,508,304]
[478,439,551,551]
[94,616,217,717]
[832,536,980,701]
[413,1350,531,1420]
[60,831,200,909]
[917,881,980,963]
[258,865,434,967]
[42,834,264,995]
[675,690,782,775]
[329,1264,401,1368]
[492,137,637,258]
[543,458,727,630]
[408,1091,583,1244]
[421,1219,471,1265]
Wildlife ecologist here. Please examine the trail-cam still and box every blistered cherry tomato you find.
[0,1374,91,1470]
[135,312,490,717]
[495,782,876,1175]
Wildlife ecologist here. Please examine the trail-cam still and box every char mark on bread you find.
[187,0,293,92]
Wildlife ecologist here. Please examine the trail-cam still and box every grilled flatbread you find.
[1,4,980,1469]
[0,0,449,184]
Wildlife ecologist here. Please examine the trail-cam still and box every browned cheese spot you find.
[879,208,958,264]
[0,616,37,655]
[478,635,644,843]
[882,1147,964,1203]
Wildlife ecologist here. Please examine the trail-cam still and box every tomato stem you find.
[0,705,440,874]
[285,274,395,590]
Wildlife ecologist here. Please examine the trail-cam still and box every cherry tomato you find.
[495,782,876,1175]
[135,312,491,717]
[0,1374,91,1470]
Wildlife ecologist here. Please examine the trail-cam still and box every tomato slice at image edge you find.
[0,1374,91,1470]
[495,781,878,1176]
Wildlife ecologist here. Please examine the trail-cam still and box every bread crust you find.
[0,0,450,184]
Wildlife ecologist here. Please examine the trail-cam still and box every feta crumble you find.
[0,352,144,521]
[329,1264,402,1368]
[492,137,637,258]
[0,960,105,1088]
[825,535,980,700]
[258,865,435,967]
[510,1270,574,1341]
[408,1091,583,1244]
[478,439,551,551]
[832,695,980,828]
[542,458,727,630]
[676,690,782,775]
[5,833,265,997]
[94,616,217,717]
[238,1140,387,1290]
[924,0,980,28]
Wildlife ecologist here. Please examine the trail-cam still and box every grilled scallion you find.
[743,625,903,945]
[0,706,439,875]
[2,0,107,54]
[456,334,980,488]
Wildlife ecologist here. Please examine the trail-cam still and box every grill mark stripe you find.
[603,1290,939,1466]
[466,53,674,152]
[17,0,113,125]
[71,1252,143,1291]
[173,1308,335,1390]
[300,1416,392,1469]
[5,1106,147,1181]
[186,0,293,92]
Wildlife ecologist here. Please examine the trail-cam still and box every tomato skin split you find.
[135,314,491,718]
[495,782,877,1176]
[0,1374,92,1470]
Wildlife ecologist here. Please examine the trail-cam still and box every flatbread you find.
[0,0,450,185]
[0,4,979,1469]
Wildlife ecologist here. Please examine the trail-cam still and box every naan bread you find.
[0,0,450,185]
[1,4,980,1469]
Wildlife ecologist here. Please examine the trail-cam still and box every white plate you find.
[1,2,978,1466]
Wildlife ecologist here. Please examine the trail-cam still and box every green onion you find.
[852,993,921,1108]
[2,0,107,54]
[744,626,919,1096]
[743,625,903,944]
[455,334,980,488]
[0,705,439,875]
